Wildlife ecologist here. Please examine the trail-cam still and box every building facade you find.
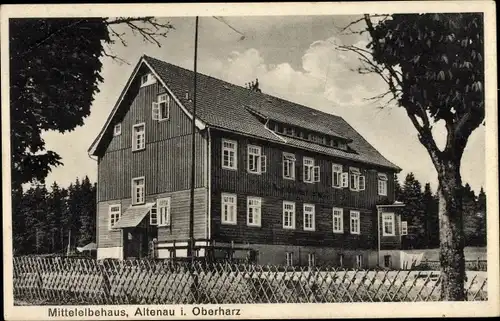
[89,55,407,269]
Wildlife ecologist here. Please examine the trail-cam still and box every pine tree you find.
[78,176,97,246]
[401,173,425,248]
[46,182,68,253]
[422,183,439,248]
[62,179,82,253]
[476,187,487,246]
[394,174,403,202]
[462,184,478,246]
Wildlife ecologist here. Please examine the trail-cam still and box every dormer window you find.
[140,73,156,87]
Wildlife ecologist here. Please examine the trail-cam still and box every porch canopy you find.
[113,202,156,228]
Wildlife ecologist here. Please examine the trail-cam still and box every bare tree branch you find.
[105,17,174,48]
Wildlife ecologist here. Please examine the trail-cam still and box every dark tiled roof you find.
[144,55,400,171]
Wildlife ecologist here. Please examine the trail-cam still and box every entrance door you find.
[123,227,148,259]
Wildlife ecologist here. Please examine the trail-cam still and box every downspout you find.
[377,205,381,268]
[207,127,212,241]
[87,151,99,256]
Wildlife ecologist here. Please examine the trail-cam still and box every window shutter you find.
[165,198,171,225]
[150,207,158,225]
[261,155,267,173]
[341,172,349,187]
[313,166,320,182]
[359,175,365,191]
[152,102,160,120]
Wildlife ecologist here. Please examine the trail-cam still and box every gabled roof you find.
[89,55,400,171]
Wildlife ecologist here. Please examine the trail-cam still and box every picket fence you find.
[13,256,487,304]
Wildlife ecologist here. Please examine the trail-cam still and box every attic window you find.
[113,123,121,136]
[140,73,156,87]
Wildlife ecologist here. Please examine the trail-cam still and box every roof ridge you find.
[143,54,344,120]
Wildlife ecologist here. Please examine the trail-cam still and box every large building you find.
[88,55,406,269]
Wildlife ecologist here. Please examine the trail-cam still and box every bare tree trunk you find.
[437,160,466,301]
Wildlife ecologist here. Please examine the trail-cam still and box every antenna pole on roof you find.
[188,16,199,263]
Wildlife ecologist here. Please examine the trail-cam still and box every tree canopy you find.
[339,13,485,300]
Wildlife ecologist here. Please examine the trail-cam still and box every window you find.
[283,201,296,229]
[152,94,171,121]
[355,254,363,269]
[113,123,121,136]
[350,210,360,234]
[221,193,237,224]
[303,157,319,183]
[309,134,324,144]
[303,204,315,231]
[247,145,266,174]
[332,207,344,233]
[132,123,145,151]
[157,198,171,226]
[140,73,156,87]
[284,127,295,136]
[109,204,121,229]
[332,164,342,188]
[382,213,395,236]
[338,142,347,150]
[401,221,408,235]
[283,153,296,180]
[247,197,262,227]
[338,253,344,267]
[286,252,294,266]
[308,253,316,267]
[349,167,365,191]
[378,173,388,196]
[384,255,392,268]
[132,177,145,205]
[222,139,237,170]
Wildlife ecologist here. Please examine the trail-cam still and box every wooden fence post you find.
[100,262,111,303]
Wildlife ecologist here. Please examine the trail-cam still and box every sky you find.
[40,15,485,193]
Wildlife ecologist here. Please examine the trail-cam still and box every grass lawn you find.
[404,247,486,261]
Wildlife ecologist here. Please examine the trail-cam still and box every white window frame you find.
[109,204,121,230]
[349,167,361,191]
[332,207,344,233]
[308,253,316,267]
[382,213,395,236]
[303,157,319,183]
[350,210,360,235]
[378,173,388,196]
[140,73,156,87]
[132,177,145,205]
[113,123,121,136]
[401,221,408,235]
[157,197,171,227]
[221,193,237,225]
[247,145,266,174]
[247,196,262,227]
[282,153,296,180]
[303,204,315,231]
[152,94,171,121]
[222,139,237,170]
[283,201,296,229]
[132,123,146,151]
[356,254,363,269]
[286,252,294,266]
[332,164,343,188]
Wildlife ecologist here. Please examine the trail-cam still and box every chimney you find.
[246,78,262,93]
